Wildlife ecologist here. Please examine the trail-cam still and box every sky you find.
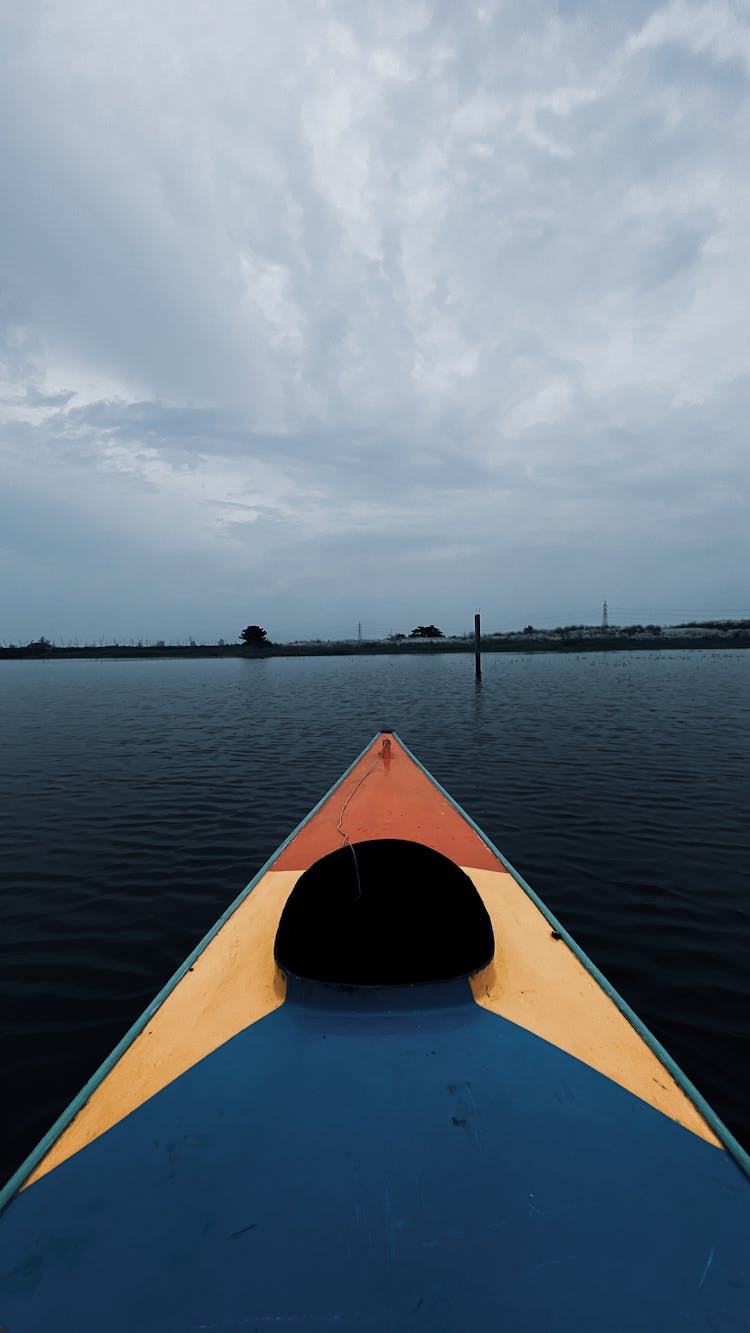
[1,0,749,644]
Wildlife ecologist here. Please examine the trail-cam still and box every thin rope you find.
[336,755,382,899]
[336,760,379,842]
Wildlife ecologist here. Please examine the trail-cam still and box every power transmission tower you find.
[357,621,362,643]
[602,600,609,630]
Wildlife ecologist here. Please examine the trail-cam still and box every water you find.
[1,650,749,1184]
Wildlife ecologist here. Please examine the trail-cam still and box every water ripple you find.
[1,650,749,1183]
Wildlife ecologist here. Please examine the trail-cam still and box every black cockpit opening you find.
[274,838,494,986]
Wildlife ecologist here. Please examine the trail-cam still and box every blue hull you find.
[2,734,749,1330]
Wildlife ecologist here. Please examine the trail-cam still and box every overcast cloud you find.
[1,0,749,642]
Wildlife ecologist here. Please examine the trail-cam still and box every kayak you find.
[2,730,749,1331]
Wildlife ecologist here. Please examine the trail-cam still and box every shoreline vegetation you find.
[2,622,750,660]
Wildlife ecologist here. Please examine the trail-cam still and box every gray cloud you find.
[1,0,749,642]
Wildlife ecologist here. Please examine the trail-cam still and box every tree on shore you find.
[239,625,269,646]
[409,625,444,639]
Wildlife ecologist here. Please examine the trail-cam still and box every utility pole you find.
[602,600,609,631]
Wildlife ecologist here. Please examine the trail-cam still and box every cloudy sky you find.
[1,0,749,643]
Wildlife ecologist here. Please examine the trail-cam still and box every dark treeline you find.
[2,621,750,661]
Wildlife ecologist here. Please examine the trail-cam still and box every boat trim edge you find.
[0,733,380,1213]
[395,732,750,1183]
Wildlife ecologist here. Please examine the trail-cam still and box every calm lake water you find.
[1,650,749,1183]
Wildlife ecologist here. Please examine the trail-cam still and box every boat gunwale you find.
[3,728,748,1212]
[396,734,750,1183]
[0,734,379,1212]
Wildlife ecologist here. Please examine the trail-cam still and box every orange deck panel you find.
[274,735,501,873]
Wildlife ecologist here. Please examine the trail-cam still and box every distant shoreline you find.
[2,634,749,661]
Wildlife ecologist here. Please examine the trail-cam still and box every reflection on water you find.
[1,649,749,1182]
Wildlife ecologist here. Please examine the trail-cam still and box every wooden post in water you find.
[474,611,481,678]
